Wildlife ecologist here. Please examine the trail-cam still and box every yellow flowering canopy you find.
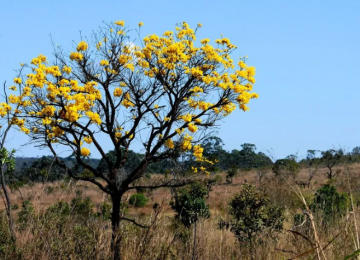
[2,21,258,184]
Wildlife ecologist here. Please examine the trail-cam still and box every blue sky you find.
[0,0,359,160]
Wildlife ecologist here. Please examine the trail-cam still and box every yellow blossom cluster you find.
[81,147,90,157]
[76,41,88,52]
[193,145,203,160]
[165,139,174,149]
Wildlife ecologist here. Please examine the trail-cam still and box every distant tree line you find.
[11,139,360,184]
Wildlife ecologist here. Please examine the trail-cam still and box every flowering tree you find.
[1,21,258,259]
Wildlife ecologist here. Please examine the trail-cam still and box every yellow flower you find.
[176,128,184,135]
[81,147,90,157]
[76,41,88,52]
[180,134,193,151]
[165,139,174,149]
[188,123,198,133]
[70,52,84,61]
[14,78,22,84]
[96,41,102,50]
[154,104,159,109]
[113,88,123,97]
[100,60,109,66]
[181,114,192,122]
[197,23,202,27]
[9,86,17,91]
[86,111,102,125]
[84,136,92,144]
[193,145,203,159]
[62,66,72,74]
[139,22,144,27]
[114,20,125,26]
[125,130,133,139]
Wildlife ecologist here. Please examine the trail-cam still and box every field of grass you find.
[1,163,360,259]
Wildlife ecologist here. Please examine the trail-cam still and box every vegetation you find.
[129,193,148,208]
[229,184,285,259]
[0,18,360,260]
[171,182,210,260]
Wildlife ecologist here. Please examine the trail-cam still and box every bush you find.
[47,201,71,217]
[129,193,148,207]
[229,184,285,260]
[310,184,349,222]
[70,196,94,217]
[214,174,223,184]
[17,200,34,231]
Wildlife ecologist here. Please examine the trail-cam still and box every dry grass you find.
[1,163,360,259]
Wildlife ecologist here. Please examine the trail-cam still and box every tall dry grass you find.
[1,163,360,259]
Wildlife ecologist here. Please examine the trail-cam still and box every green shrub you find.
[129,193,148,207]
[47,201,71,216]
[17,200,34,231]
[10,204,19,210]
[214,174,223,184]
[70,196,94,217]
[310,184,349,222]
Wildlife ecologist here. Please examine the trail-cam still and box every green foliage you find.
[0,215,18,258]
[98,202,112,219]
[129,193,149,208]
[229,184,285,245]
[170,183,210,228]
[226,166,237,184]
[46,201,71,217]
[214,174,223,184]
[201,138,273,171]
[272,159,300,179]
[10,204,19,210]
[310,184,349,221]
[70,196,94,217]
[17,200,34,231]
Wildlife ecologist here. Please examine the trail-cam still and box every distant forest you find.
[12,136,360,183]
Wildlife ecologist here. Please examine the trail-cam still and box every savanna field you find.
[2,157,360,260]
[1,2,360,260]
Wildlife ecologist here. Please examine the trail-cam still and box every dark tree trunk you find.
[111,193,122,260]
[0,166,15,242]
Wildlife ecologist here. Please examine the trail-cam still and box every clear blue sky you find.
[1,0,359,160]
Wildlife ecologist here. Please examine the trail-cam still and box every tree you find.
[170,183,210,260]
[2,21,258,259]
[226,166,238,184]
[295,150,319,188]
[272,158,300,181]
[229,184,284,259]
[321,149,343,179]
[0,82,17,244]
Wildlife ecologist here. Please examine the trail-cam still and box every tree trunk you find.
[0,166,15,242]
[192,221,197,260]
[111,193,122,260]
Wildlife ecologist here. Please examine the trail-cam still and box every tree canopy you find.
[1,21,258,259]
